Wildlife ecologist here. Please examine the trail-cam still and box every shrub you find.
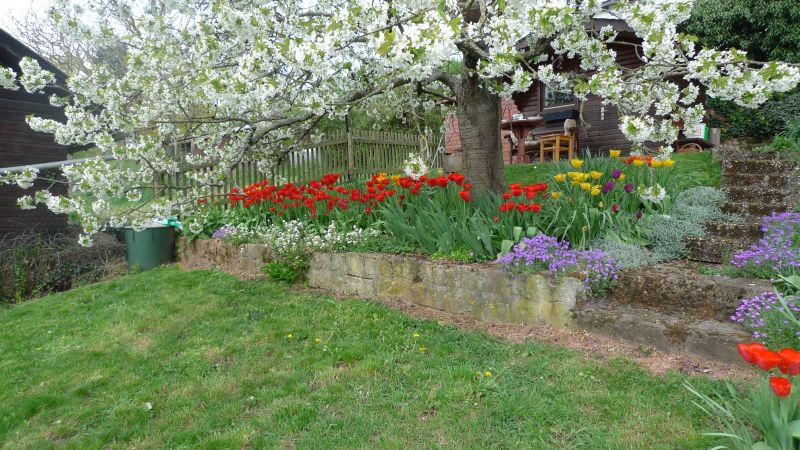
[592,239,659,269]
[0,231,126,303]
[261,261,301,284]
[642,214,705,261]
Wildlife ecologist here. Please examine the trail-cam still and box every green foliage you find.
[261,261,301,284]
[686,379,800,450]
[0,232,126,302]
[592,239,659,270]
[685,0,800,63]
[685,0,800,139]
[0,267,723,447]
[754,117,800,161]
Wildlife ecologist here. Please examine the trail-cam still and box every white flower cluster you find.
[215,220,380,258]
[0,67,17,91]
[640,184,667,204]
[18,58,56,93]
[0,166,39,189]
[403,153,428,180]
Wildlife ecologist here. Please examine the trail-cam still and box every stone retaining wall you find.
[307,252,585,327]
[177,239,586,327]
[177,238,271,277]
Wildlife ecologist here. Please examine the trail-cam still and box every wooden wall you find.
[511,41,646,156]
[0,31,70,236]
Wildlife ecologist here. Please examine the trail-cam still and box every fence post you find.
[346,132,355,180]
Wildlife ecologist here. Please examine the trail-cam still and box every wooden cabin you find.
[444,8,715,166]
[0,28,72,236]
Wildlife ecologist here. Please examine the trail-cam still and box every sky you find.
[0,0,54,39]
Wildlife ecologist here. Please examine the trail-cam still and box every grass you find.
[0,267,729,448]
[504,151,721,191]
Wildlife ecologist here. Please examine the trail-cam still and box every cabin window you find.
[543,86,574,108]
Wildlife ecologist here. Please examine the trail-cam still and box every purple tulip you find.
[612,169,622,179]
[624,183,634,193]
[635,211,643,220]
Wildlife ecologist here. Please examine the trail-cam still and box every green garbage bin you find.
[124,223,176,271]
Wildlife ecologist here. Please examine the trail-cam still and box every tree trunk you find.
[455,63,505,192]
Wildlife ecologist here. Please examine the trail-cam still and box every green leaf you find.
[789,420,800,438]
[377,30,395,56]
[751,442,773,450]
[497,0,506,11]
[513,226,522,242]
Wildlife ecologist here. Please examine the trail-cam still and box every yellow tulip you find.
[633,159,645,167]
[618,173,626,181]
[609,149,621,158]
[571,180,580,186]
[550,192,562,200]
[590,171,603,180]
[651,160,663,168]
[570,159,584,169]
[580,182,591,191]
[390,174,401,182]
[437,168,443,175]
[598,201,605,208]
[591,185,601,196]
[554,173,566,182]
[663,159,675,167]
[581,173,591,181]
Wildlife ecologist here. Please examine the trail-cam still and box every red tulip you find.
[755,349,782,371]
[778,348,800,376]
[737,343,768,365]
[770,376,792,397]
[502,193,512,200]
[459,190,473,202]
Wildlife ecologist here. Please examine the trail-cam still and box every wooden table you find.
[501,118,545,163]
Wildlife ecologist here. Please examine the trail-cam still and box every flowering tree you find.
[1,0,800,244]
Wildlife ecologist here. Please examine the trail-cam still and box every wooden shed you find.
[0,28,72,236]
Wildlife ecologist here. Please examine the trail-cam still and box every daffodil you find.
[633,159,645,167]
[663,159,675,167]
[570,159,584,169]
[609,149,621,158]
[590,171,603,180]
[554,173,566,182]
[550,192,562,200]
[650,159,663,168]
[580,182,591,191]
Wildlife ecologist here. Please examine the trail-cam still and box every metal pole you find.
[0,155,116,174]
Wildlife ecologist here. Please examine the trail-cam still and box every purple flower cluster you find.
[212,225,236,239]
[498,235,618,290]
[730,212,800,272]
[732,291,800,345]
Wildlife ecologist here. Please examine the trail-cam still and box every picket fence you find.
[161,131,442,203]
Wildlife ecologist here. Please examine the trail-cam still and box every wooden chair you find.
[538,134,575,162]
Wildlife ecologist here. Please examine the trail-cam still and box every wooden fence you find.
[161,130,442,203]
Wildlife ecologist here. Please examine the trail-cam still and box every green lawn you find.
[0,267,724,449]
[504,151,721,191]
